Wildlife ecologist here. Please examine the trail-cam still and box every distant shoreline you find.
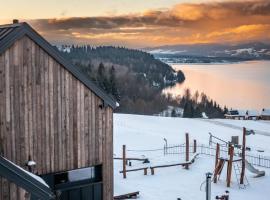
[166,59,270,66]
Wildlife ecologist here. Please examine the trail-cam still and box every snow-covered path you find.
[114,114,270,200]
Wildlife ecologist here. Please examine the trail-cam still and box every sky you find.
[1,0,270,48]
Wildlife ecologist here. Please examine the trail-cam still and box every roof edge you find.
[0,22,117,109]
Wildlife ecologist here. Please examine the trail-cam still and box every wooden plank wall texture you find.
[0,36,113,200]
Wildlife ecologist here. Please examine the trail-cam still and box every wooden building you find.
[261,109,270,120]
[0,21,117,199]
[224,109,259,120]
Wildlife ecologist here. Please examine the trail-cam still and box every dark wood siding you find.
[0,36,113,200]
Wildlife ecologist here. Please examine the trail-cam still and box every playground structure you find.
[117,127,266,197]
[213,127,265,188]
[120,133,198,179]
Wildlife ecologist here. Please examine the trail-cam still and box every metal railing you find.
[164,144,270,168]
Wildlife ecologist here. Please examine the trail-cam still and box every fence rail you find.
[164,144,270,168]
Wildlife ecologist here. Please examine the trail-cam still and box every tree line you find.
[179,89,227,118]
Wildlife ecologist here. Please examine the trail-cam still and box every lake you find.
[163,61,270,110]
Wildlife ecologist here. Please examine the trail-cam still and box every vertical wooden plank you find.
[2,48,9,198]
[35,44,42,173]
[72,77,78,169]
[65,71,70,169]
[68,75,74,169]
[0,54,5,200]
[60,67,66,170]
[84,89,89,165]
[102,105,107,198]
[27,37,33,166]
[30,38,36,173]
[39,46,46,174]
[49,57,54,172]
[88,92,93,165]
[20,36,29,199]
[4,48,11,161]
[80,84,85,167]
[98,99,103,164]
[53,61,59,172]
[13,39,21,199]
[23,37,29,166]
[91,93,96,165]
[57,63,63,171]
[76,81,81,167]
[95,97,99,164]
[44,52,50,173]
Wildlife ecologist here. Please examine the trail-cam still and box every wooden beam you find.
[119,167,148,174]
[185,133,189,169]
[226,145,234,187]
[240,127,246,184]
[213,143,220,183]
[122,145,126,179]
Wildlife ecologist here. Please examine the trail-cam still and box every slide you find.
[245,160,265,178]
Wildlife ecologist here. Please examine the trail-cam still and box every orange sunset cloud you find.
[21,0,270,47]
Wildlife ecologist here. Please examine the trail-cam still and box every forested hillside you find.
[59,45,185,114]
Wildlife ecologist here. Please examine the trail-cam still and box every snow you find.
[114,114,270,200]
[3,157,49,188]
[27,160,36,166]
[261,109,270,116]
[148,49,187,55]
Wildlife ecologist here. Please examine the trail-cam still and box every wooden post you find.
[213,143,220,183]
[185,133,189,169]
[151,168,154,175]
[144,168,147,175]
[226,145,234,187]
[193,139,197,153]
[240,127,246,184]
[123,145,127,179]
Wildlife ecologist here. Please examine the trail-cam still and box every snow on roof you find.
[227,109,259,116]
[262,109,270,116]
[3,157,49,187]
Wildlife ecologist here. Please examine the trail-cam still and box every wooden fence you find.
[164,144,270,168]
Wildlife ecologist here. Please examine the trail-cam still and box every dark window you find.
[40,165,103,200]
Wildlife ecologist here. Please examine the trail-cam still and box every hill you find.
[145,42,270,63]
[59,45,185,114]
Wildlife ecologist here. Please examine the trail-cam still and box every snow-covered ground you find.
[114,114,270,200]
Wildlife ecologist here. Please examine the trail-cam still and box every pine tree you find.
[109,66,119,100]
[97,62,109,92]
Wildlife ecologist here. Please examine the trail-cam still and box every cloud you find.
[26,0,270,47]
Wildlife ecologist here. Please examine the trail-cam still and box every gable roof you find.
[0,22,117,109]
